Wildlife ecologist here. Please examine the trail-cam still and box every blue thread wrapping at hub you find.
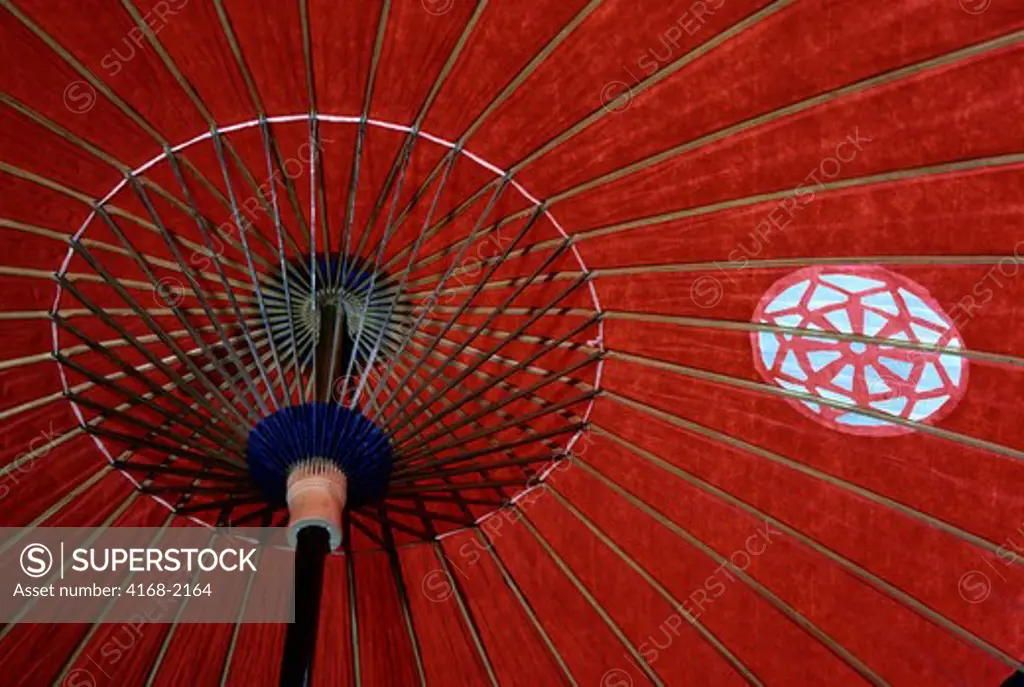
[246,403,393,508]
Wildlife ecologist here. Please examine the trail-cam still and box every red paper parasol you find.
[1,0,1023,685]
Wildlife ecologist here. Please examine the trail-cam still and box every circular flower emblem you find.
[751,266,967,436]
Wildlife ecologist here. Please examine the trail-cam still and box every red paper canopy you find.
[1,0,1023,685]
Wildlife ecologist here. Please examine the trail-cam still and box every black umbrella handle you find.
[281,525,330,687]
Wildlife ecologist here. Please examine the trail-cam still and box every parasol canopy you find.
[1,0,1023,685]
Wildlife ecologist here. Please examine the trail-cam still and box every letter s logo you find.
[21,543,53,578]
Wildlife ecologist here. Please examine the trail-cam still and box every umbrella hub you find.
[245,402,395,539]
[263,253,406,372]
